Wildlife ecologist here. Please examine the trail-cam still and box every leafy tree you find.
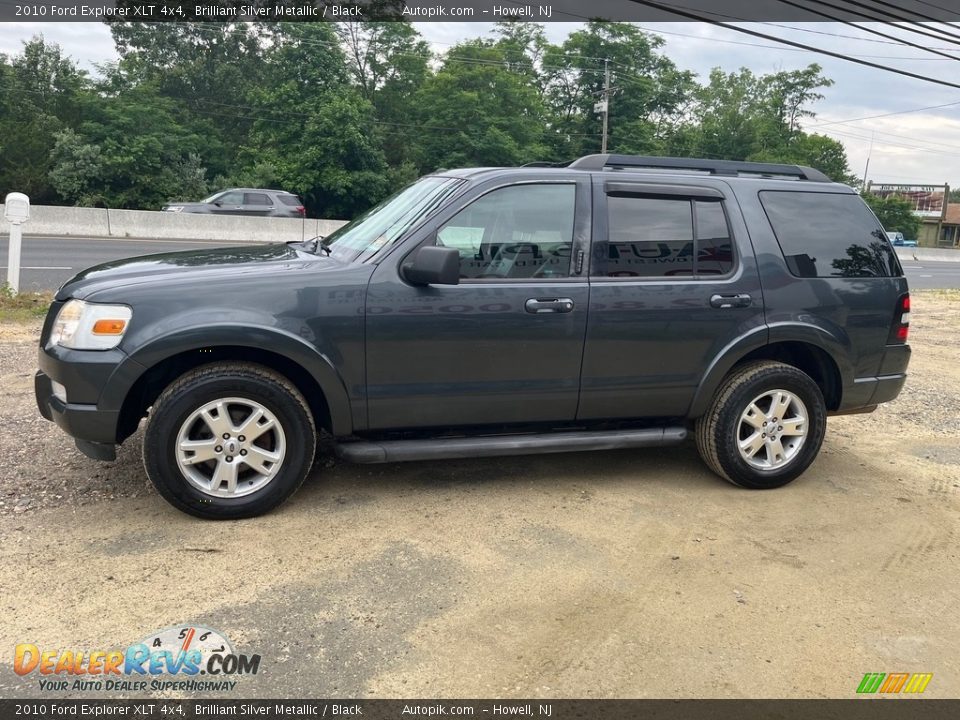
[539,22,695,160]
[242,23,395,218]
[0,37,88,202]
[861,192,921,240]
[49,129,104,205]
[414,40,547,171]
[336,21,430,169]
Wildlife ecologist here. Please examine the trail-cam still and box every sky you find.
[2,20,960,189]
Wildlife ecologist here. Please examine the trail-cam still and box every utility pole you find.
[592,60,612,153]
[601,59,610,153]
[862,130,875,187]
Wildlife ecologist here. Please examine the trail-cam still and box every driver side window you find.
[436,183,576,280]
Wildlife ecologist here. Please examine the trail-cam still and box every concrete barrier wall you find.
[5,205,959,261]
[895,247,960,263]
[0,204,348,243]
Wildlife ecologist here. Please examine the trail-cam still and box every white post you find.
[7,223,22,294]
[4,192,30,295]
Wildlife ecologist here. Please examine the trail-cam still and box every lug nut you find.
[215,445,222,453]
[222,433,230,440]
[778,426,783,431]
[240,449,247,456]
[226,456,233,462]
[238,435,245,442]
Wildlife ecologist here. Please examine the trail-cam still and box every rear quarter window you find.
[278,195,303,206]
[759,191,901,278]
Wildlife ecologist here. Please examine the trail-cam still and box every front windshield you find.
[201,191,225,203]
[322,176,464,262]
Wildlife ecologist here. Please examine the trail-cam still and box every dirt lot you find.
[1,292,958,699]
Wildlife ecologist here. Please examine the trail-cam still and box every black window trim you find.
[590,186,739,283]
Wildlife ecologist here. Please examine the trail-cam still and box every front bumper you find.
[35,342,146,462]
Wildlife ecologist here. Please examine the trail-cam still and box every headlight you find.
[49,300,132,350]
[164,206,184,213]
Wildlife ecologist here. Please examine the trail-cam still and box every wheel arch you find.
[689,326,849,418]
[114,329,353,443]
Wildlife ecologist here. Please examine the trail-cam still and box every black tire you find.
[695,360,827,489]
[143,362,316,519]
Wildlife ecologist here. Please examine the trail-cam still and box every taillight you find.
[296,206,306,217]
[889,293,910,344]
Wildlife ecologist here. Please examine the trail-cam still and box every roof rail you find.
[521,160,570,168]
[567,154,832,182]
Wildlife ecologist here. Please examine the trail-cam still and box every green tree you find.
[673,63,852,182]
[242,23,395,218]
[48,128,104,205]
[0,37,89,202]
[539,22,695,160]
[861,192,921,240]
[336,21,430,170]
[414,40,547,171]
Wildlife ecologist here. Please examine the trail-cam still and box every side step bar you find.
[335,427,688,464]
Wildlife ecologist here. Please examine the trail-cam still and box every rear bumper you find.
[838,345,910,412]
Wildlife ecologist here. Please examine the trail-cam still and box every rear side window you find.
[244,193,271,206]
[278,195,303,206]
[594,195,734,278]
[759,191,900,278]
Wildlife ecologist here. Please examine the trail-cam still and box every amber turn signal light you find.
[92,319,127,335]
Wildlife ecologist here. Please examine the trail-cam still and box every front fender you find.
[104,324,354,435]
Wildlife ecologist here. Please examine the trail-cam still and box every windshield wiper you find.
[302,236,329,256]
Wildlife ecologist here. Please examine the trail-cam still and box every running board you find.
[335,427,687,464]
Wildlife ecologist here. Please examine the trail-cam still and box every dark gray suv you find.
[36,155,911,519]
[162,188,306,218]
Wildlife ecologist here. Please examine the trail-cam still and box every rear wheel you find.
[143,362,316,519]
[695,361,827,489]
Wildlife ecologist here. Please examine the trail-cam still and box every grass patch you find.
[917,288,960,302]
[0,284,54,322]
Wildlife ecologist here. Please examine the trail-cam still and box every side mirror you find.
[403,246,460,286]
[213,201,223,207]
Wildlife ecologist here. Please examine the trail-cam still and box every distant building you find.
[866,182,955,247]
[935,204,960,248]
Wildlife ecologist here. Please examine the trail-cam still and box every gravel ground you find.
[1,291,958,699]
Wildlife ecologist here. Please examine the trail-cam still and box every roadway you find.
[2,234,960,292]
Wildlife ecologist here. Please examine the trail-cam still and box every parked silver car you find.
[162,188,306,218]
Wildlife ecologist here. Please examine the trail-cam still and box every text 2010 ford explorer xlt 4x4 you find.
[36,155,911,519]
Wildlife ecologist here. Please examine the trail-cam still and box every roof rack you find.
[521,160,570,168]
[567,154,832,182]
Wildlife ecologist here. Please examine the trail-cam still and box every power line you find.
[792,0,960,44]
[805,98,960,128]
[770,0,960,61]
[636,23,958,60]
[623,0,960,90]
[759,21,960,50]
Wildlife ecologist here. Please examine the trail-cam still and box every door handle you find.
[710,293,752,309]
[525,298,575,314]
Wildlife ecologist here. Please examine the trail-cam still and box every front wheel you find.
[695,361,827,489]
[143,362,316,519]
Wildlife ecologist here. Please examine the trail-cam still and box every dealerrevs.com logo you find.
[14,625,260,693]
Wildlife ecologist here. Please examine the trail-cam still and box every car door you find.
[365,175,592,430]
[242,192,275,217]
[577,177,766,420]
[209,191,245,216]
